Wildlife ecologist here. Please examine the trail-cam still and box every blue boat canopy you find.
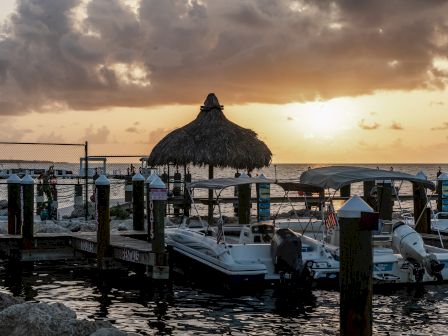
[299,166,435,191]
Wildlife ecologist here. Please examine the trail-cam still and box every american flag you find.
[216,218,224,243]
[325,205,338,229]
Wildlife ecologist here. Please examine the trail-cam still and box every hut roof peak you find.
[201,93,223,111]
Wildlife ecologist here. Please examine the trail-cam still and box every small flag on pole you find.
[325,204,338,229]
[216,218,224,243]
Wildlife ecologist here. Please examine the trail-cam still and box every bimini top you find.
[189,177,276,190]
[188,177,324,192]
[299,166,435,191]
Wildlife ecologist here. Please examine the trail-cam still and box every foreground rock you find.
[0,296,131,336]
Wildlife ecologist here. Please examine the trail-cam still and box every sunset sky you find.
[0,0,447,163]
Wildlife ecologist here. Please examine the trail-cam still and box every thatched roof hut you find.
[148,93,272,171]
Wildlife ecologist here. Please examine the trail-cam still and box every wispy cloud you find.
[431,122,448,131]
[0,0,447,114]
[358,119,380,130]
[125,126,141,134]
[287,116,294,121]
[390,122,403,130]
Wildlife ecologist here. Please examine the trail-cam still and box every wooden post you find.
[95,175,110,269]
[363,181,376,209]
[21,175,34,249]
[36,180,44,215]
[132,172,145,231]
[125,175,133,203]
[437,172,448,213]
[340,184,351,199]
[339,195,374,336]
[149,175,167,254]
[233,171,241,215]
[376,181,393,221]
[183,166,192,217]
[7,174,21,235]
[173,170,182,217]
[146,174,156,241]
[74,183,83,208]
[208,165,214,225]
[256,173,270,222]
[414,172,430,233]
[238,173,251,224]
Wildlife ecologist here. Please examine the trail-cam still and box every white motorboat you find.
[166,176,339,286]
[298,166,448,285]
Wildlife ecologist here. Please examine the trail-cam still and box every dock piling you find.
[339,196,374,336]
[414,172,430,233]
[132,173,145,231]
[95,175,110,269]
[238,173,251,224]
[376,180,393,220]
[125,175,133,203]
[7,174,22,235]
[21,175,34,249]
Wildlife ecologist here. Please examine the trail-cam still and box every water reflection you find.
[1,261,448,335]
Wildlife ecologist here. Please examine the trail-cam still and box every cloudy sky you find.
[0,0,448,163]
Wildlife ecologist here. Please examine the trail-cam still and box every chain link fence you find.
[0,142,89,221]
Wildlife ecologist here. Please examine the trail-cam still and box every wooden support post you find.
[339,196,374,336]
[256,173,270,222]
[238,173,251,224]
[7,174,21,235]
[21,175,34,249]
[149,175,167,253]
[184,166,192,217]
[363,181,376,209]
[96,175,110,269]
[413,172,430,233]
[376,181,393,221]
[132,172,145,231]
[146,174,156,241]
[173,170,182,217]
[36,180,44,215]
[74,183,83,208]
[125,175,133,203]
[340,184,351,199]
[208,165,214,225]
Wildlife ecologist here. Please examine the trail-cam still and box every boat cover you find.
[188,177,324,192]
[299,166,435,191]
[188,177,277,190]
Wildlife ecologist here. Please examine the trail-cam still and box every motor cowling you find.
[271,228,304,275]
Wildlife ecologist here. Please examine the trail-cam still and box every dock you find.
[0,230,168,279]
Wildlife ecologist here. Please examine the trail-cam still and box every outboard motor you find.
[271,228,308,284]
[392,222,444,282]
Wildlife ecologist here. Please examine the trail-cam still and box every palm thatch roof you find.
[148,93,272,170]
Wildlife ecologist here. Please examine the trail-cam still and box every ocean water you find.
[1,163,448,335]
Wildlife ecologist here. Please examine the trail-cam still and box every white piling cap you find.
[239,172,250,178]
[95,175,110,186]
[7,174,21,184]
[146,173,156,184]
[258,173,268,179]
[338,195,374,219]
[21,174,34,185]
[438,172,448,180]
[416,171,427,180]
[150,175,166,188]
[132,172,145,181]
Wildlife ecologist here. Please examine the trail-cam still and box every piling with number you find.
[238,173,251,224]
[363,181,376,208]
[339,195,375,336]
[132,172,145,231]
[21,175,34,249]
[437,172,448,213]
[7,174,21,235]
[96,175,110,269]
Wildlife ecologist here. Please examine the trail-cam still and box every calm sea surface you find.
[1,164,448,335]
